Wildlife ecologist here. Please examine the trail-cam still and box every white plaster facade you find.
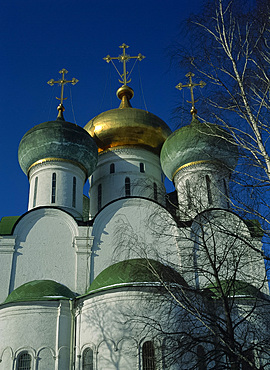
[89,147,166,217]
[28,161,86,219]
[174,162,231,221]
[0,300,71,369]
[75,288,191,370]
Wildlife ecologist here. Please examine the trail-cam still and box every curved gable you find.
[10,208,79,293]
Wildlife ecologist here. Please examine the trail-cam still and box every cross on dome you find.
[103,43,145,86]
[176,72,206,116]
[47,68,79,119]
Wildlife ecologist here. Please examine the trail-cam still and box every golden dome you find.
[84,85,172,153]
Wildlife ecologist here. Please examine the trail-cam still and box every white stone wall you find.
[174,162,231,220]
[0,208,97,301]
[89,147,166,218]
[75,287,188,370]
[28,161,86,219]
[182,209,269,293]
[10,208,79,294]
[0,300,71,370]
[90,198,182,283]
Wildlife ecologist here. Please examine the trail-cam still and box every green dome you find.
[4,280,76,304]
[18,118,98,177]
[206,280,265,300]
[160,117,238,180]
[88,258,188,292]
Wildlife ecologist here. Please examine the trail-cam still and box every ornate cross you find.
[103,43,145,85]
[47,69,79,112]
[176,72,206,115]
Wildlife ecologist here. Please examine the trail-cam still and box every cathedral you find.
[0,45,269,369]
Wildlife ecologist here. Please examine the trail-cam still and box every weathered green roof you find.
[88,258,188,292]
[206,280,265,299]
[0,216,20,235]
[18,119,98,177]
[4,280,76,304]
[160,117,239,180]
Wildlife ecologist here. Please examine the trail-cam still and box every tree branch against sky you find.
[113,2,270,367]
[171,0,270,247]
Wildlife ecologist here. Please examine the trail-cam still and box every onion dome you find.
[4,280,76,304]
[18,115,98,177]
[160,116,239,181]
[88,258,188,292]
[84,85,172,154]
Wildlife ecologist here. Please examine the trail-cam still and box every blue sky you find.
[1,0,203,217]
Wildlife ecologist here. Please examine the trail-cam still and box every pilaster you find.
[0,236,16,302]
[74,229,94,294]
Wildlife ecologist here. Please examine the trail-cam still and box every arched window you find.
[110,163,115,174]
[82,348,93,370]
[142,341,156,370]
[72,177,76,208]
[33,176,38,207]
[140,162,145,173]
[206,175,213,205]
[153,182,158,201]
[186,179,192,208]
[197,345,207,370]
[17,352,32,370]
[98,184,102,211]
[51,172,56,203]
[125,177,131,197]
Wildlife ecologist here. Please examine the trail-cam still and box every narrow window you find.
[98,184,102,211]
[17,352,32,370]
[82,348,93,370]
[142,341,156,370]
[110,163,115,174]
[72,177,76,208]
[140,162,145,173]
[206,175,213,205]
[125,177,131,196]
[241,349,255,370]
[33,176,38,207]
[153,182,158,201]
[223,179,230,208]
[51,173,56,204]
[197,345,207,370]
[186,179,192,208]
[161,172,165,183]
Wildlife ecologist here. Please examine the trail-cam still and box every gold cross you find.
[47,68,79,109]
[176,72,206,115]
[103,43,145,85]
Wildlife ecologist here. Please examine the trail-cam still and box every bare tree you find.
[108,194,270,369]
[91,4,270,366]
[171,0,270,233]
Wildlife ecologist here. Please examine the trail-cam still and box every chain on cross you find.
[103,43,145,85]
[47,69,79,116]
[176,72,206,116]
